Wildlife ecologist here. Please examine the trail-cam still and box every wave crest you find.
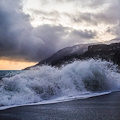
[0,59,120,106]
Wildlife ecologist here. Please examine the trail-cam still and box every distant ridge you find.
[24,42,120,70]
[24,44,90,69]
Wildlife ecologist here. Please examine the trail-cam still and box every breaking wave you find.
[0,59,120,109]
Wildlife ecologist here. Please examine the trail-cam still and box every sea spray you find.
[0,59,120,107]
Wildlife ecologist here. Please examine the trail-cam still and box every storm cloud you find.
[0,0,119,62]
[0,0,97,62]
[0,0,47,62]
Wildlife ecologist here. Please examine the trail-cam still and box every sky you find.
[0,0,120,70]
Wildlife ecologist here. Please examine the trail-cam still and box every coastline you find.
[0,91,120,120]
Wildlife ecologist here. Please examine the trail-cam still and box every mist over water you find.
[0,59,120,108]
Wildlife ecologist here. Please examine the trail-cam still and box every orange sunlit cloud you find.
[0,60,37,70]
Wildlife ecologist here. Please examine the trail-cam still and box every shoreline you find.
[0,91,120,120]
[0,91,111,111]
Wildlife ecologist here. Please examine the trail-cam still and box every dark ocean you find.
[0,70,20,80]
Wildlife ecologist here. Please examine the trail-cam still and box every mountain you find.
[38,44,89,64]
[24,44,89,69]
[24,42,120,70]
[83,43,120,65]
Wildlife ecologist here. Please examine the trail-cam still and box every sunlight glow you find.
[0,60,37,70]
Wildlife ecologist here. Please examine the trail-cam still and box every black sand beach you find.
[0,92,120,120]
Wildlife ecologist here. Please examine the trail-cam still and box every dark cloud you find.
[103,0,120,39]
[71,13,98,26]
[72,11,119,26]
[0,0,51,62]
[106,0,120,38]
[70,29,96,39]
[0,0,97,62]
[33,25,96,50]
[33,24,68,50]
[29,9,60,24]
[72,0,120,26]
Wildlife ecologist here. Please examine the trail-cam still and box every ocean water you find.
[0,70,20,80]
[0,59,120,110]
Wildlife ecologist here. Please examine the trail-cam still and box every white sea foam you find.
[0,91,111,110]
[0,59,120,109]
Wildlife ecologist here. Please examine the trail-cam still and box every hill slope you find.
[24,42,120,69]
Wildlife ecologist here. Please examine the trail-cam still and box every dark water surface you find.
[0,92,120,120]
[0,70,20,80]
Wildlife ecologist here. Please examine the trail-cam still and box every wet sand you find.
[0,92,120,120]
